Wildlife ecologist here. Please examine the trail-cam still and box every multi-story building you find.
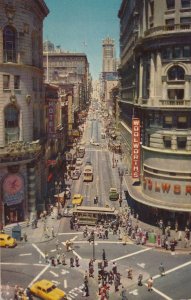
[43,48,90,112]
[118,0,191,227]
[0,0,49,225]
[102,37,116,73]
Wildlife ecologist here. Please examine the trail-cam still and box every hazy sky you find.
[44,0,121,79]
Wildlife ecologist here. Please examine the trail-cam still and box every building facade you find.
[43,49,90,112]
[0,0,49,225]
[102,37,116,73]
[118,0,191,226]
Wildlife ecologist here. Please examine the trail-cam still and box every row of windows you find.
[162,46,191,59]
[148,115,189,129]
[166,0,191,10]
[3,75,20,90]
[163,136,187,149]
[163,116,188,129]
[166,17,191,25]
[2,75,43,92]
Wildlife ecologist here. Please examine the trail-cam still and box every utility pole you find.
[118,168,124,207]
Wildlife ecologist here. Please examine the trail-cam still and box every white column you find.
[150,53,155,98]
[162,81,168,99]
[139,58,143,99]
[156,52,162,98]
[184,81,189,100]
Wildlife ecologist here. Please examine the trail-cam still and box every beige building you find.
[102,37,116,73]
[0,0,49,225]
[118,0,191,227]
[43,48,90,112]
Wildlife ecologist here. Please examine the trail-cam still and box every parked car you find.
[76,158,83,166]
[0,233,17,248]
[109,187,119,201]
[72,170,80,180]
[30,279,67,300]
[63,204,73,217]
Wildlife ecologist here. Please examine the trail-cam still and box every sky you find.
[43,0,121,80]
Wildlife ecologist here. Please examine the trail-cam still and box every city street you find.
[1,111,191,299]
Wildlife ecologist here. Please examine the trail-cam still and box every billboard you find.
[132,118,141,179]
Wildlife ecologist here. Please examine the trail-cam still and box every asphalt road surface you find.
[1,108,191,300]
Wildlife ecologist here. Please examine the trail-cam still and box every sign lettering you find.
[132,118,141,179]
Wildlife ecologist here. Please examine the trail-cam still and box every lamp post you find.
[118,167,124,207]
[55,180,62,215]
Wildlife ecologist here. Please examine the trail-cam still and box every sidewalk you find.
[4,207,62,244]
[108,149,191,253]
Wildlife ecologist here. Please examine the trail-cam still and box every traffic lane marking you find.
[64,279,67,288]
[111,247,152,262]
[50,270,59,277]
[153,260,191,280]
[1,262,47,267]
[28,264,50,287]
[72,250,82,260]
[143,259,191,299]
[19,253,32,256]
[32,243,45,258]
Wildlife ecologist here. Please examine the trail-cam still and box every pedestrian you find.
[57,253,61,265]
[51,226,55,238]
[105,229,109,239]
[147,277,153,292]
[70,257,74,267]
[138,273,143,286]
[23,232,27,242]
[45,252,49,264]
[102,249,106,261]
[56,239,60,251]
[84,282,89,296]
[89,265,94,278]
[75,256,80,267]
[70,219,74,230]
[108,271,114,284]
[114,276,119,292]
[24,287,33,300]
[159,263,165,276]
[61,253,66,265]
[127,268,133,279]
[120,286,128,300]
[112,262,117,275]
[84,270,88,285]
[51,256,56,267]
[116,272,121,286]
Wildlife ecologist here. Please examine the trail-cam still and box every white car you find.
[76,158,83,166]
[92,142,99,146]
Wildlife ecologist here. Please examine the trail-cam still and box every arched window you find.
[168,66,185,80]
[4,105,19,143]
[3,25,17,62]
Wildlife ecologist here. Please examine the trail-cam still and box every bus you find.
[72,206,119,226]
[83,165,93,182]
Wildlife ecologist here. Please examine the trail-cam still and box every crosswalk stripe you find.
[64,279,67,288]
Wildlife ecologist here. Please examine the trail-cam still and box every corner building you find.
[0,0,49,225]
[118,0,191,227]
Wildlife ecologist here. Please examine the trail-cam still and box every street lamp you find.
[55,180,62,215]
[118,167,124,207]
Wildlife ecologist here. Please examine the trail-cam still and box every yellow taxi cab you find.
[0,233,17,248]
[30,279,67,300]
[72,194,83,206]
